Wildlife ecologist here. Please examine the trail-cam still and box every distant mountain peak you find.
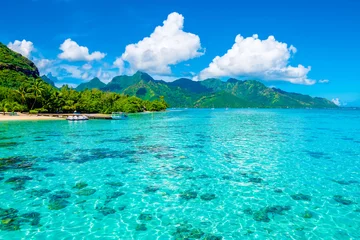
[133,71,154,82]
[75,77,106,91]
[227,78,240,83]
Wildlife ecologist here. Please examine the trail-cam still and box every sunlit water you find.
[1,109,360,239]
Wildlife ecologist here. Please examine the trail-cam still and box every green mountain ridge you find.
[0,41,337,109]
[76,77,106,91]
[75,71,337,108]
[41,75,56,87]
[0,43,167,113]
[0,42,40,89]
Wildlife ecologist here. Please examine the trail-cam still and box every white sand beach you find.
[0,113,64,121]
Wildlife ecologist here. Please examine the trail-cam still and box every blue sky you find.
[1,0,359,106]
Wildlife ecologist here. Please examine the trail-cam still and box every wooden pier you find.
[37,113,113,120]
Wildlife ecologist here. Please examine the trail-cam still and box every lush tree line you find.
[0,79,168,114]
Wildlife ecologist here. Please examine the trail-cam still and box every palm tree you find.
[0,100,8,115]
[27,79,45,110]
[15,85,27,106]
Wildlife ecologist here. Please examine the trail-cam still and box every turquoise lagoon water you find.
[0,109,360,239]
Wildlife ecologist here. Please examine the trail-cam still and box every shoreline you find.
[0,113,64,122]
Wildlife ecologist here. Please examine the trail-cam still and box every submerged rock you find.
[105,182,124,187]
[44,173,56,177]
[203,234,223,240]
[222,175,232,180]
[180,190,198,200]
[76,188,96,196]
[248,177,263,183]
[332,180,359,185]
[253,209,270,222]
[0,208,21,231]
[253,205,291,222]
[197,174,211,179]
[138,213,152,221]
[200,193,216,201]
[97,206,116,216]
[0,142,20,148]
[50,190,71,199]
[11,184,26,191]
[303,210,313,219]
[274,189,283,193]
[5,176,32,184]
[291,193,312,201]
[172,224,204,239]
[21,212,41,226]
[0,208,18,218]
[108,191,125,199]
[21,212,40,219]
[267,206,291,215]
[243,208,253,215]
[144,186,159,193]
[136,223,147,231]
[28,189,51,198]
[48,199,69,210]
[174,165,194,172]
[333,195,355,205]
[73,181,88,189]
[118,205,126,211]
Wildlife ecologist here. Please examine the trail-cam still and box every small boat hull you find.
[66,115,89,121]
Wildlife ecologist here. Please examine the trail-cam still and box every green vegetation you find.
[92,71,337,108]
[0,43,167,113]
[0,41,337,110]
[75,77,106,91]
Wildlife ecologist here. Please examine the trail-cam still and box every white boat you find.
[111,112,128,120]
[66,115,89,121]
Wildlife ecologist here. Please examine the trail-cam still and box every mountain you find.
[76,77,106,91]
[76,71,336,108]
[0,42,40,88]
[102,71,154,92]
[41,75,56,87]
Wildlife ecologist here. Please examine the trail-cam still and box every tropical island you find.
[0,43,168,115]
[0,42,337,116]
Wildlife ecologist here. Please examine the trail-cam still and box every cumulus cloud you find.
[331,98,341,106]
[33,58,54,74]
[114,12,204,75]
[7,40,34,58]
[82,63,92,70]
[58,39,106,61]
[198,34,315,85]
[96,68,116,83]
[319,79,330,84]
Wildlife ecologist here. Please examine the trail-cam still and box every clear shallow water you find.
[0,109,360,239]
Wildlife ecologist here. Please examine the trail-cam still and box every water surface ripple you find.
[0,109,359,239]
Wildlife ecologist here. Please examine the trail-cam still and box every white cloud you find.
[96,68,116,83]
[114,12,204,75]
[60,65,86,79]
[152,75,179,82]
[198,34,315,85]
[319,79,330,84]
[82,63,92,70]
[58,39,106,61]
[33,58,54,74]
[7,40,34,58]
[331,98,341,106]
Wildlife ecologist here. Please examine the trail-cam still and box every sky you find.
[1,0,359,106]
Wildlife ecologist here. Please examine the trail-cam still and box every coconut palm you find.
[14,85,27,105]
[27,79,46,110]
[0,100,8,115]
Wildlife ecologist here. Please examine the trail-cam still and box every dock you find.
[36,113,113,120]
